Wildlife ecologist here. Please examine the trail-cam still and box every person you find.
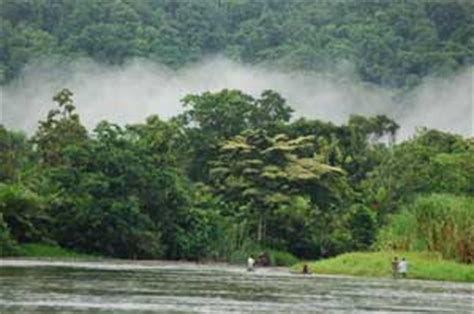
[258,251,270,266]
[399,257,408,278]
[302,264,310,274]
[391,256,399,279]
[247,255,255,271]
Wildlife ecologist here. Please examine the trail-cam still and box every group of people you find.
[391,256,408,278]
[248,254,409,279]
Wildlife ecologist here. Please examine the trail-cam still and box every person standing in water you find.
[302,264,310,274]
[391,256,399,279]
[399,257,408,278]
[247,255,255,271]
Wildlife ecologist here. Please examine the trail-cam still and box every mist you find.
[0,56,472,139]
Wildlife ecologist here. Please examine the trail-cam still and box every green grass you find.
[294,251,474,282]
[14,243,96,258]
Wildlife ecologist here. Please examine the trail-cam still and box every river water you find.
[0,259,472,313]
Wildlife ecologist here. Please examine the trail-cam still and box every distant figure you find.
[302,264,310,274]
[258,251,270,266]
[399,257,408,278]
[247,255,255,271]
[391,256,399,279]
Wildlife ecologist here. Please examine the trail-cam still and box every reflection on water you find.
[0,259,472,313]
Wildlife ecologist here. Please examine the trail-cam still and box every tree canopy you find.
[1,88,471,262]
[1,0,472,88]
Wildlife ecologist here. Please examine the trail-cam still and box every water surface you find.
[0,259,472,313]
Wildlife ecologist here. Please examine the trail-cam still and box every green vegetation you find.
[1,87,472,272]
[295,251,474,282]
[1,0,472,88]
[267,249,300,267]
[378,194,474,263]
[0,2,472,277]
[15,243,94,258]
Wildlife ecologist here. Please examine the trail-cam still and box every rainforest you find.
[0,0,473,284]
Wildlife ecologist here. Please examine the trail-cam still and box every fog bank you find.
[1,57,472,139]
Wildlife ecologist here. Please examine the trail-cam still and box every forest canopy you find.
[1,88,472,263]
[0,0,473,87]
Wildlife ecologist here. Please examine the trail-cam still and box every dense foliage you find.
[1,88,472,263]
[1,0,473,87]
[378,194,473,263]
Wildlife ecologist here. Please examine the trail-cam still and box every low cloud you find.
[1,57,472,139]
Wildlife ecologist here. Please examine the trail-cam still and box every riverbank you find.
[294,251,474,282]
[6,243,300,266]
[8,243,95,259]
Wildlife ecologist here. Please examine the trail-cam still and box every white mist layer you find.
[0,57,472,139]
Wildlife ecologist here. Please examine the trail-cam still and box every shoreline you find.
[294,251,474,283]
[2,255,473,284]
[3,244,473,283]
[0,257,458,282]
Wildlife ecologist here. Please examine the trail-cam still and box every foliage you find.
[0,126,32,183]
[0,1,472,88]
[0,183,47,243]
[208,128,350,258]
[362,129,473,223]
[32,88,88,167]
[296,251,474,282]
[377,194,474,263]
[348,204,377,251]
[0,87,471,267]
[177,89,293,180]
[0,213,18,256]
[15,243,94,258]
[267,249,299,266]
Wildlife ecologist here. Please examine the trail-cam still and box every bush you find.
[0,213,18,256]
[268,250,299,266]
[0,183,48,243]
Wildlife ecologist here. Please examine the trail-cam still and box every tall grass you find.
[377,194,474,263]
[203,218,299,266]
[204,218,258,263]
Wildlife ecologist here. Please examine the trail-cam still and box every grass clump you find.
[295,251,474,282]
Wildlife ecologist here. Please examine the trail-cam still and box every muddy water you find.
[0,259,472,313]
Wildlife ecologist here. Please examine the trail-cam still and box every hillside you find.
[1,0,473,87]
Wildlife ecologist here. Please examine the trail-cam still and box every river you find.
[0,259,472,313]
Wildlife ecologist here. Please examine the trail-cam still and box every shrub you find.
[0,213,18,256]
[268,250,299,266]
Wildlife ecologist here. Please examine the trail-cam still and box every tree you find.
[32,88,88,167]
[349,204,377,250]
[0,126,32,183]
[209,128,348,257]
[362,129,473,223]
[177,89,293,180]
